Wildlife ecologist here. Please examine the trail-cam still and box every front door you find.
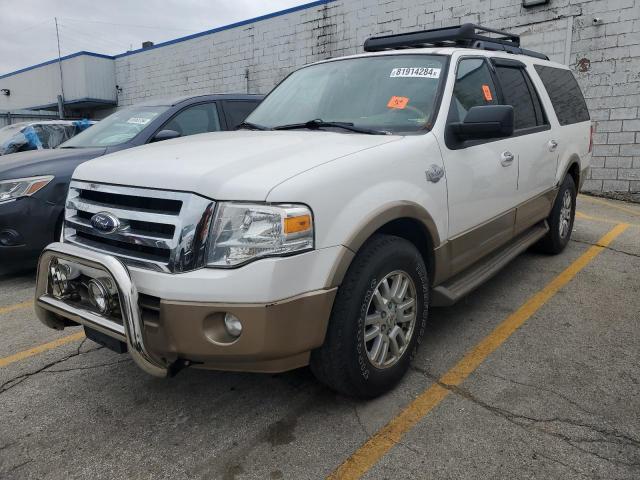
[440,57,520,275]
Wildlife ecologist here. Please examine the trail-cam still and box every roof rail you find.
[364,23,549,61]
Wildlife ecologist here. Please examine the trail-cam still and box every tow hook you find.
[167,358,198,377]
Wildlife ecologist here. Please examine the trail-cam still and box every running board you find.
[432,221,549,306]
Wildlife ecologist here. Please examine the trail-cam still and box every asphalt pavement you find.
[1,194,639,480]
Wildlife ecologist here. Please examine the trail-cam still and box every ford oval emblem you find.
[90,211,120,234]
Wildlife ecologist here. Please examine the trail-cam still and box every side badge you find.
[425,164,444,183]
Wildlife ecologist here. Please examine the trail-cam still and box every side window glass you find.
[534,65,590,125]
[223,101,260,129]
[523,70,547,127]
[450,58,498,123]
[163,103,221,136]
[495,66,538,130]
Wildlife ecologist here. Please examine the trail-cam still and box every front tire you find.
[536,174,577,254]
[310,234,429,398]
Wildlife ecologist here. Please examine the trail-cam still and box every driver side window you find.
[449,58,498,123]
[163,103,221,136]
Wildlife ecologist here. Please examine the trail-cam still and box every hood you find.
[73,130,401,200]
[0,147,106,181]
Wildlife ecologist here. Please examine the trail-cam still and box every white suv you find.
[34,25,592,397]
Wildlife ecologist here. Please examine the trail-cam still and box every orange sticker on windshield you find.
[482,84,493,101]
[387,96,409,109]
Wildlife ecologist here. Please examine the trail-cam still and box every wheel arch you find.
[327,202,440,288]
[559,155,582,191]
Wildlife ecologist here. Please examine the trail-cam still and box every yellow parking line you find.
[0,331,85,368]
[576,210,640,228]
[579,195,640,217]
[327,223,629,480]
[0,300,33,316]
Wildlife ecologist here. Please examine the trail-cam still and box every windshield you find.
[246,55,447,133]
[0,123,26,145]
[60,106,167,148]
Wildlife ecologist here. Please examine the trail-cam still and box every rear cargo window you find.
[534,65,590,126]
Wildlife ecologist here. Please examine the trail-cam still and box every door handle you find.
[548,140,558,152]
[500,151,514,167]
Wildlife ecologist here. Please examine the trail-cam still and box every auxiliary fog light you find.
[224,313,243,338]
[50,260,71,299]
[87,277,116,315]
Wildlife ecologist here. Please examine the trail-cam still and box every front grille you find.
[78,189,182,214]
[64,181,215,272]
[76,211,175,238]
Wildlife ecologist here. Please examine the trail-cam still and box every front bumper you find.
[34,242,337,375]
[0,196,61,265]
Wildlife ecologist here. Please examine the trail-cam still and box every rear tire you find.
[536,175,576,254]
[310,234,429,398]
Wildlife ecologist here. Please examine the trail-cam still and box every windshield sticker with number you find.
[390,67,441,79]
[126,117,152,125]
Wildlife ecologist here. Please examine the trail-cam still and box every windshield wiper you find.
[273,119,389,135]
[236,121,270,131]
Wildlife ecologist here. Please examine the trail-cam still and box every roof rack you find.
[364,23,549,61]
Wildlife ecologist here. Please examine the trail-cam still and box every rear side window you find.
[223,101,260,129]
[163,103,221,136]
[495,66,543,130]
[534,65,590,125]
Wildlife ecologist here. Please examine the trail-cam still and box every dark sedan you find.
[0,94,262,267]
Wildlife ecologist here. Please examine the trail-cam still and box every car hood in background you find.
[73,130,400,200]
[0,147,107,181]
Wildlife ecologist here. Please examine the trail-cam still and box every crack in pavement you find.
[0,440,16,451]
[0,345,104,395]
[3,458,33,476]
[351,402,371,437]
[409,365,640,470]
[45,357,131,374]
[348,399,431,459]
[533,450,593,479]
[480,371,602,419]
[570,238,639,259]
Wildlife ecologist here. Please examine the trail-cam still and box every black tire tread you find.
[311,234,427,397]
[535,175,576,255]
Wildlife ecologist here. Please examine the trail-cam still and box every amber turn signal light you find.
[284,214,311,234]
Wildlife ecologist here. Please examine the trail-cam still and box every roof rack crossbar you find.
[363,23,549,61]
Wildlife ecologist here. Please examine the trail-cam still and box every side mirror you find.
[450,105,514,141]
[151,129,181,143]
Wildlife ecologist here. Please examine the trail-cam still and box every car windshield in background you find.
[246,55,447,134]
[0,123,26,145]
[60,106,167,148]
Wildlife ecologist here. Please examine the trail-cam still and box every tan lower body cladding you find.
[142,288,337,373]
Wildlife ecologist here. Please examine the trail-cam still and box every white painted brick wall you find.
[114,0,640,192]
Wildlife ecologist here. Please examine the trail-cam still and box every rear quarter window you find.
[534,65,590,126]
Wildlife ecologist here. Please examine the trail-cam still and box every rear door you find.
[533,64,592,186]
[491,58,556,234]
[159,102,222,137]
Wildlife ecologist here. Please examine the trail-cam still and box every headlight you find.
[0,176,53,203]
[207,203,313,267]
